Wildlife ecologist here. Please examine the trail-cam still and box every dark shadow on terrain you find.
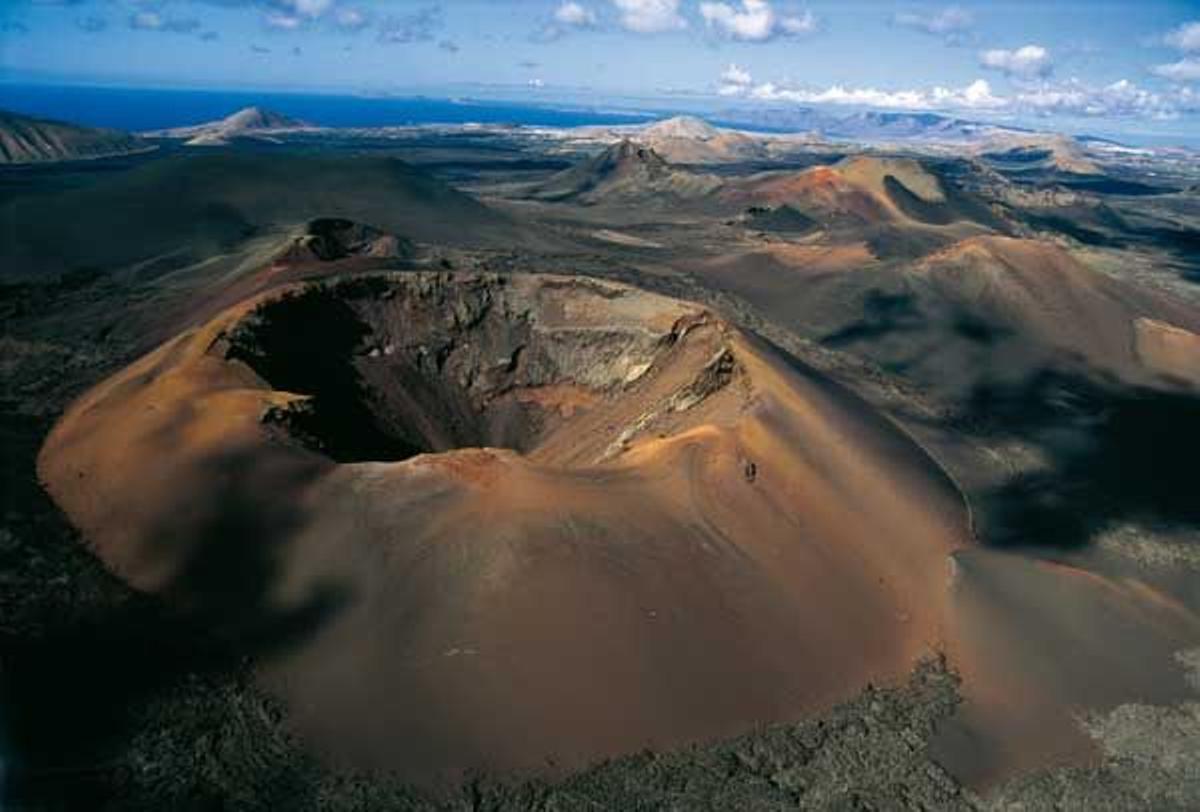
[226,282,426,463]
[0,408,346,810]
[816,282,1200,551]
[1021,202,1200,261]
[1022,203,1128,247]
[822,290,925,346]
[964,370,1200,550]
[741,204,818,233]
[862,224,956,260]
[884,175,1007,232]
[0,151,516,281]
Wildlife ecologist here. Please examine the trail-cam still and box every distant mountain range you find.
[713,107,1026,143]
[0,110,152,164]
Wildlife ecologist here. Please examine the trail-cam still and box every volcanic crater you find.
[224,272,738,466]
[39,271,974,784]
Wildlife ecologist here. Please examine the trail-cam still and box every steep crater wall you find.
[221,274,715,463]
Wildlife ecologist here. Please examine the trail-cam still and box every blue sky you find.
[2,1,1199,139]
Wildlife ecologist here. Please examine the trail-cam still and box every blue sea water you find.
[0,83,659,132]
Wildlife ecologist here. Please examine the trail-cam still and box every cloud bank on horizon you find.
[3,0,1200,133]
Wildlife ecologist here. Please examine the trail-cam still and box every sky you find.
[2,0,1200,140]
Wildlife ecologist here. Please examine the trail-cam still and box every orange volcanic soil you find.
[40,272,969,782]
[913,236,1200,385]
[723,156,951,225]
[37,269,1200,788]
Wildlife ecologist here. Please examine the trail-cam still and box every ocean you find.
[0,83,661,132]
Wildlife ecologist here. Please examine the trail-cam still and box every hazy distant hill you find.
[638,116,771,163]
[147,106,309,146]
[717,106,1027,143]
[0,109,151,164]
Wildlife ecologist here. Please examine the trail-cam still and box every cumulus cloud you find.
[533,1,597,40]
[335,6,370,31]
[188,0,352,31]
[699,0,816,42]
[1014,78,1199,119]
[722,63,752,86]
[779,10,817,35]
[979,44,1052,78]
[555,2,597,27]
[273,0,333,18]
[1163,20,1200,52]
[264,11,302,29]
[892,6,972,40]
[612,0,686,34]
[744,77,1005,110]
[1151,57,1200,83]
[717,63,1200,121]
[718,62,753,95]
[130,11,203,34]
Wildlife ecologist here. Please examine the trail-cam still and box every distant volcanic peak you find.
[643,115,722,140]
[0,109,149,164]
[219,106,306,131]
[534,138,721,202]
[149,105,308,144]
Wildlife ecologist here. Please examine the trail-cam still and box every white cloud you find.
[1151,57,1200,83]
[264,11,303,29]
[1164,20,1200,52]
[979,44,1052,78]
[273,0,333,19]
[779,10,817,35]
[743,77,1005,110]
[718,62,753,95]
[129,10,202,33]
[335,7,370,31]
[699,0,816,42]
[1012,78,1199,120]
[722,63,752,86]
[892,6,972,35]
[555,2,597,27]
[611,0,686,33]
[716,64,1199,121]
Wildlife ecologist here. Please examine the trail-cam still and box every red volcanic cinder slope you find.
[36,267,1200,790]
[39,271,972,783]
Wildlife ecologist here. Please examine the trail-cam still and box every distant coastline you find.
[2,82,1197,150]
[0,83,662,134]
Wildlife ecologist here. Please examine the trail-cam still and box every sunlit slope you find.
[39,272,971,782]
